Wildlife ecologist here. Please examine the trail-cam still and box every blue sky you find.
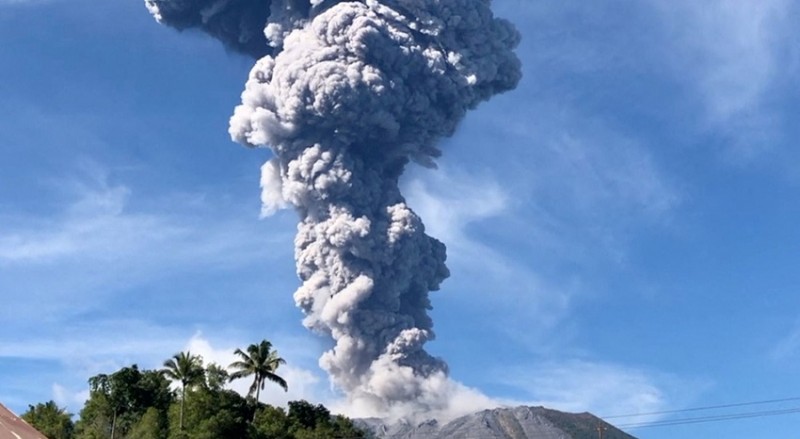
[2,0,800,437]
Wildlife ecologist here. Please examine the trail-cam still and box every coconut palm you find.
[162,351,204,431]
[228,340,288,403]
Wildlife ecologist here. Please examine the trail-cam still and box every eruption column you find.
[147,0,520,416]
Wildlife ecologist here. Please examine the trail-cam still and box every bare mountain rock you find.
[358,406,637,439]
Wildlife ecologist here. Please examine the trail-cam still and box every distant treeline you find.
[21,339,368,439]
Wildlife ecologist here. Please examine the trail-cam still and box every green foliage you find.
[162,352,204,391]
[124,407,165,439]
[22,400,74,439]
[169,387,251,439]
[30,340,367,439]
[75,365,172,439]
[250,400,366,439]
[330,415,369,439]
[162,351,204,431]
[204,363,229,392]
[251,405,291,439]
[73,395,112,439]
[137,370,174,414]
[287,400,329,431]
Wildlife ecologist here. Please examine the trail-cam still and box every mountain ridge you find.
[357,405,637,439]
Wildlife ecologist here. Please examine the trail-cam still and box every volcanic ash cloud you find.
[146,0,520,418]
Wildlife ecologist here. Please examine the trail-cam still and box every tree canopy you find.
[22,401,74,439]
[24,340,367,439]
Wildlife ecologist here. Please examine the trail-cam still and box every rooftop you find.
[0,404,47,439]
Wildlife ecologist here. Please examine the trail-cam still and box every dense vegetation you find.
[21,340,367,439]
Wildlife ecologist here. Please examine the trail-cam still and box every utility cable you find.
[616,406,800,429]
[601,395,800,419]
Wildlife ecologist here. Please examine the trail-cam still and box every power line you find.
[616,406,800,429]
[352,396,800,437]
[601,396,800,419]
[354,404,800,438]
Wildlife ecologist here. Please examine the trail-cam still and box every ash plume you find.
[144,0,310,57]
[147,0,520,419]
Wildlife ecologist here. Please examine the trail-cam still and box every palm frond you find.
[228,339,288,399]
[263,372,288,392]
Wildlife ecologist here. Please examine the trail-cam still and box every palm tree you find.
[228,340,288,403]
[162,351,204,431]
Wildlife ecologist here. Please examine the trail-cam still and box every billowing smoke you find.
[144,0,311,57]
[147,0,520,419]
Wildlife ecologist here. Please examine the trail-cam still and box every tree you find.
[251,405,290,439]
[228,340,288,403]
[204,362,229,392]
[161,351,204,432]
[21,401,74,439]
[284,401,366,439]
[169,386,250,439]
[124,407,163,439]
[76,366,172,439]
[73,391,113,439]
[87,367,140,439]
[286,400,328,432]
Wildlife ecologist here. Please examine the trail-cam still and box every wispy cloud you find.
[0,170,282,266]
[653,0,795,163]
[499,0,800,173]
[450,102,680,268]
[0,164,294,321]
[403,168,514,279]
[770,318,800,361]
[0,161,303,413]
[495,358,707,426]
[657,0,789,119]
[0,319,192,366]
[400,91,681,358]
[0,0,51,5]
[0,318,193,414]
[404,169,508,250]
[52,383,88,413]
[404,168,574,340]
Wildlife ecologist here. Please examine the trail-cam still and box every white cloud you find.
[657,0,788,119]
[0,0,50,5]
[0,166,294,321]
[0,319,195,415]
[404,169,508,247]
[403,168,513,278]
[0,176,281,266]
[404,168,574,341]
[0,319,194,376]
[400,107,680,357]
[445,101,680,269]
[495,359,706,426]
[653,0,794,162]
[496,106,680,223]
[770,318,800,361]
[182,333,325,408]
[406,103,678,310]
[52,383,88,412]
